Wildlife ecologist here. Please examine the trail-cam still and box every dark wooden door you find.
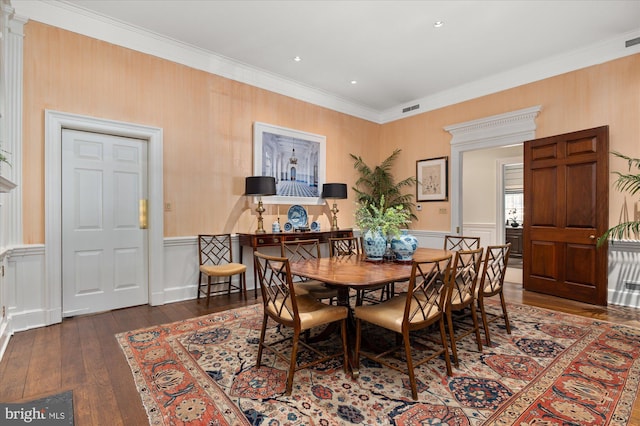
[523,126,609,305]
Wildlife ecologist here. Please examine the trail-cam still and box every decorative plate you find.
[283,221,294,232]
[287,205,308,228]
[310,221,321,231]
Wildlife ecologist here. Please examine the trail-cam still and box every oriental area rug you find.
[117,302,640,425]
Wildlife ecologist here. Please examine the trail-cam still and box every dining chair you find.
[253,251,349,395]
[329,236,394,305]
[197,234,247,306]
[443,235,480,251]
[477,243,512,346]
[281,239,338,302]
[353,254,454,400]
[446,247,484,367]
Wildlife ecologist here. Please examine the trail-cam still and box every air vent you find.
[625,37,640,48]
[624,281,640,291]
[402,104,420,113]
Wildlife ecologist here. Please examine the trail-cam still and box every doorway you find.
[44,110,164,325]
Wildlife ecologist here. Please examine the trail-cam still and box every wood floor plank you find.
[1,278,639,425]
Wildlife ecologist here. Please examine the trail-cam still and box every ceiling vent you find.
[626,37,640,48]
[402,104,420,113]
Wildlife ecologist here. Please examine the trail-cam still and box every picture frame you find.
[253,122,326,205]
[416,156,448,202]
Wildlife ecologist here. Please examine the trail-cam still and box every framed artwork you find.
[416,156,448,202]
[253,122,326,205]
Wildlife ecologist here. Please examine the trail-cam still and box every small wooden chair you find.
[281,239,338,302]
[354,254,454,400]
[197,234,247,306]
[254,251,349,395]
[477,243,512,346]
[445,247,484,367]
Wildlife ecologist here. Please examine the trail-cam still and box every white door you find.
[62,129,148,316]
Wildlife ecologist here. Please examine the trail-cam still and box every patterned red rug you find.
[117,302,640,425]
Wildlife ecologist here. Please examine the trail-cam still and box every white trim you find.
[44,110,164,325]
[12,2,640,124]
[445,106,541,234]
[496,157,524,244]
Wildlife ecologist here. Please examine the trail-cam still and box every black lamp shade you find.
[322,183,347,199]
[245,176,276,196]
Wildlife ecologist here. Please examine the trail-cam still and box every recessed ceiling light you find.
[350,80,358,85]
[434,21,444,28]
[293,56,302,62]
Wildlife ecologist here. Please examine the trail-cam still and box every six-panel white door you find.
[62,129,148,316]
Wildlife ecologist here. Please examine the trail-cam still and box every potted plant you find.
[597,151,640,246]
[355,195,411,260]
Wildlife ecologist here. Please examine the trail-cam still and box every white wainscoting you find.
[460,223,498,246]
[2,232,638,362]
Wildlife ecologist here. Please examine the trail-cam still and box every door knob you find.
[589,235,596,239]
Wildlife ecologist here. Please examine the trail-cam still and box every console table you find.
[237,229,354,298]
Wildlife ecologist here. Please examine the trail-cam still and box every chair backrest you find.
[198,234,234,266]
[444,235,480,251]
[328,236,361,258]
[448,248,484,309]
[281,239,322,261]
[254,251,299,324]
[478,243,511,297]
[404,254,453,325]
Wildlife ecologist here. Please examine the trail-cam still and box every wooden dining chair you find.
[281,239,338,302]
[445,247,484,367]
[197,234,247,306]
[443,235,480,251]
[477,243,512,346]
[329,236,394,305]
[253,251,349,395]
[353,254,454,400]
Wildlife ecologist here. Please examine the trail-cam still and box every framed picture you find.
[253,122,326,205]
[416,156,448,202]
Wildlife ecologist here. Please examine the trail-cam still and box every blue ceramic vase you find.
[363,228,387,260]
[391,229,418,261]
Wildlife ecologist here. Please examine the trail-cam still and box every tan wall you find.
[22,22,380,243]
[22,21,640,243]
[382,53,640,231]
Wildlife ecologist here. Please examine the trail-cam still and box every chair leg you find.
[286,329,301,396]
[196,272,203,303]
[446,310,459,367]
[340,319,348,373]
[403,330,418,400]
[241,272,247,300]
[256,313,268,368]
[500,292,512,334]
[354,319,362,371]
[206,276,212,307]
[479,296,492,347]
[438,318,453,376]
[470,302,484,351]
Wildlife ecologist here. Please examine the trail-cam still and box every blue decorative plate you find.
[283,221,294,232]
[287,205,308,228]
[310,221,321,231]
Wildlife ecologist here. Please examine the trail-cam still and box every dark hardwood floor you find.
[1,279,639,425]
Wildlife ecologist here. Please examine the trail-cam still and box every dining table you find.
[288,247,451,375]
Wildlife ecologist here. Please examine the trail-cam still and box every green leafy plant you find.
[350,148,416,220]
[597,151,640,246]
[355,195,411,239]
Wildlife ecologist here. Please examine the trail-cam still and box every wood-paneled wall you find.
[21,21,640,243]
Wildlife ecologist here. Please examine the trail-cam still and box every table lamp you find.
[322,183,347,231]
[245,176,276,234]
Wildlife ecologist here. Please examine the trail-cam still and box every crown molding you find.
[11,1,640,125]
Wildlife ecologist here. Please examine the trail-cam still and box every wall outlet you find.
[416,205,422,211]
[439,208,447,214]
[165,202,172,212]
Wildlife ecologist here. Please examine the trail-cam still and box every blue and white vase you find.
[363,228,387,260]
[391,229,418,261]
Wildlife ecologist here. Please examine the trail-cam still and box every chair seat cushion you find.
[354,293,441,333]
[267,295,347,330]
[200,263,247,277]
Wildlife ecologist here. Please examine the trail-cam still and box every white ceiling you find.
[11,0,640,123]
